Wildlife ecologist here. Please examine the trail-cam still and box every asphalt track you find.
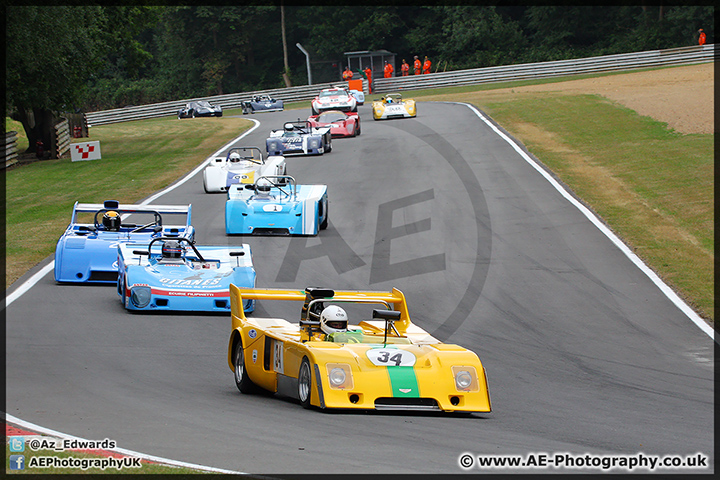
[5,102,715,475]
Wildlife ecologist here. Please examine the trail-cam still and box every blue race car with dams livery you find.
[118,236,256,313]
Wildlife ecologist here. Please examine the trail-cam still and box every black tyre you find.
[298,357,313,409]
[120,276,128,307]
[356,120,361,136]
[233,340,257,394]
[191,110,196,118]
[320,200,328,230]
[118,276,125,305]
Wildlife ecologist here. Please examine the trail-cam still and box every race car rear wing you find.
[71,200,192,226]
[229,284,412,332]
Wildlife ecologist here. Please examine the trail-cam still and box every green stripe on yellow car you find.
[387,366,419,397]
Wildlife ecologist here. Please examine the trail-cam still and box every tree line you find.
[6,5,713,154]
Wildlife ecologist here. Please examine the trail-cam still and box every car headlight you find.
[310,139,319,148]
[329,368,346,386]
[456,371,472,388]
[326,363,353,389]
[130,286,152,308]
[452,366,479,391]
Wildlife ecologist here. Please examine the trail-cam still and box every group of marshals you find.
[342,55,432,81]
[341,55,432,94]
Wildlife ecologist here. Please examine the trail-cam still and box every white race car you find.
[311,87,358,115]
[203,147,286,193]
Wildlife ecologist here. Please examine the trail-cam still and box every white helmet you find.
[320,305,348,334]
[229,152,241,162]
[256,178,272,195]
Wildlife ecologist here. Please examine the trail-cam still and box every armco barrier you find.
[4,131,18,168]
[86,44,714,126]
[55,119,70,158]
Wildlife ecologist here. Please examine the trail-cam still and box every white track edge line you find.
[450,101,714,342]
[4,413,246,474]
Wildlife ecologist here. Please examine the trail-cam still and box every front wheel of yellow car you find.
[298,357,312,409]
[233,340,257,394]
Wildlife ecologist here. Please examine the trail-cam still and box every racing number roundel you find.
[366,348,416,367]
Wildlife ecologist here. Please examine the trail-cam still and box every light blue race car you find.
[225,175,328,236]
[54,200,195,283]
[117,237,256,313]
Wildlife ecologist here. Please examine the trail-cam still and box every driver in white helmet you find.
[252,178,273,199]
[320,305,362,343]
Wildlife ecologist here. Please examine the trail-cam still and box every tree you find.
[281,2,292,87]
[438,6,526,70]
[6,5,108,156]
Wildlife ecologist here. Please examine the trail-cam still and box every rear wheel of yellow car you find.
[298,357,312,409]
[233,340,257,394]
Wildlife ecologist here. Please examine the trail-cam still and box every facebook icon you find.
[9,454,25,470]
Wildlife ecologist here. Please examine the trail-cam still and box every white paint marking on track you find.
[4,413,246,474]
[5,119,261,308]
[450,101,715,342]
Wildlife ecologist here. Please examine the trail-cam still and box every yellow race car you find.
[372,93,417,120]
[227,284,491,413]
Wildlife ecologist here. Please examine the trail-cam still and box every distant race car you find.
[311,87,358,115]
[348,89,365,105]
[266,120,332,156]
[177,101,223,119]
[307,110,361,138]
[203,146,287,193]
[241,94,284,114]
[372,93,417,120]
[54,200,195,283]
[118,237,256,313]
[227,285,492,413]
[226,175,328,236]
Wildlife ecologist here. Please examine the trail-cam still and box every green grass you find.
[6,117,29,152]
